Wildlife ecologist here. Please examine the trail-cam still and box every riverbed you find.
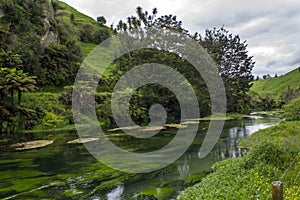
[0,116,280,199]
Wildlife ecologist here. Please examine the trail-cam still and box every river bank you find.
[177,120,300,200]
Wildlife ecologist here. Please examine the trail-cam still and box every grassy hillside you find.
[55,1,112,57]
[251,68,300,99]
[56,1,100,27]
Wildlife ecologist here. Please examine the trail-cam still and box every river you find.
[0,116,280,199]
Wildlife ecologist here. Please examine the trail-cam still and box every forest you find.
[0,0,255,135]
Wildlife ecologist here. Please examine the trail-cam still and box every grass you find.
[55,1,113,60]
[56,1,113,39]
[79,42,97,57]
[250,68,300,99]
[56,1,100,28]
[239,120,300,151]
[178,120,300,200]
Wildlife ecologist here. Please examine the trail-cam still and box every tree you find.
[107,7,254,125]
[40,41,83,85]
[0,49,22,69]
[0,67,36,105]
[111,7,212,123]
[70,13,75,23]
[200,27,254,113]
[0,50,37,135]
[97,16,106,25]
[93,29,110,44]
[79,24,95,43]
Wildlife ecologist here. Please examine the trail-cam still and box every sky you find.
[61,0,300,77]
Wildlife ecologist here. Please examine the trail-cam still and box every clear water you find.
[0,117,280,199]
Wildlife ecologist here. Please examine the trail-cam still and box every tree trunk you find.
[10,89,14,105]
[18,90,21,105]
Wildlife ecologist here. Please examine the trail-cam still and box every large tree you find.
[200,27,254,113]
[97,7,254,126]
[118,8,254,114]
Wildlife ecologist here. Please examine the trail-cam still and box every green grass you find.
[250,68,300,99]
[56,1,113,36]
[239,120,300,151]
[79,42,97,57]
[55,1,113,59]
[178,121,300,200]
[57,1,99,28]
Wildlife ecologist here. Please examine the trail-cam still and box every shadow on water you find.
[0,116,281,199]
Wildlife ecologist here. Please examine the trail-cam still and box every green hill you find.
[0,0,115,133]
[0,0,113,85]
[250,68,300,99]
[55,1,113,57]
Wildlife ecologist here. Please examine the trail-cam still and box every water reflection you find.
[107,184,124,200]
[0,117,281,199]
[177,154,190,179]
[100,118,281,199]
[215,120,277,160]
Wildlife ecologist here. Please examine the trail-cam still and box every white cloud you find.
[61,0,300,76]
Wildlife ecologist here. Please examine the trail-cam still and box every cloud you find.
[60,0,300,76]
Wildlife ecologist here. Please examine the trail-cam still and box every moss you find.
[63,189,84,197]
[184,173,206,186]
[135,187,176,200]
[12,177,50,192]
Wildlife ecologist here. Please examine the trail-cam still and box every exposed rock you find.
[67,138,99,144]
[108,126,166,134]
[41,0,57,47]
[107,126,139,132]
[164,124,188,129]
[141,126,165,132]
[11,140,53,151]
[181,121,200,125]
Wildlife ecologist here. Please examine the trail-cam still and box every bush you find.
[283,97,300,121]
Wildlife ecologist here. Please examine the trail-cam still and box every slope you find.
[250,68,300,99]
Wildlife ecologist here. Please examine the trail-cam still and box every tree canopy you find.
[101,7,255,126]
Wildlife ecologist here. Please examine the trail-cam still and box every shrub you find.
[283,97,300,121]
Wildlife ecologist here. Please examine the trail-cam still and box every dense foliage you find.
[283,96,300,121]
[94,7,255,127]
[200,28,254,113]
[0,3,255,134]
[0,0,111,135]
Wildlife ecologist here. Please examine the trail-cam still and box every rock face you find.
[41,0,57,47]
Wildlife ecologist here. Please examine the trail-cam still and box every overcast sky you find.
[61,0,300,77]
